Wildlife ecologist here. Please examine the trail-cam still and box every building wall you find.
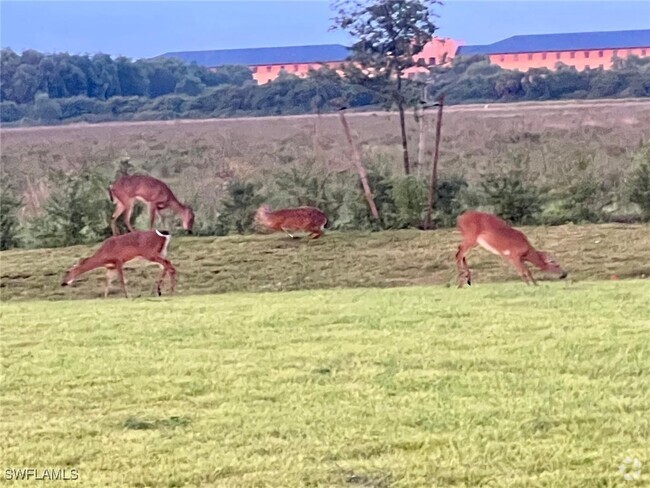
[247,38,460,84]
[487,46,648,71]
[213,40,649,84]
[250,61,345,84]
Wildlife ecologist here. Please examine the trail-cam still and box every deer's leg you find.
[455,241,476,287]
[510,257,536,285]
[150,256,176,295]
[115,263,128,298]
[281,228,296,239]
[148,204,157,230]
[110,201,126,235]
[123,201,136,233]
[104,268,117,298]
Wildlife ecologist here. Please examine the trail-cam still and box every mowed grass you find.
[1,224,649,301]
[1,282,649,487]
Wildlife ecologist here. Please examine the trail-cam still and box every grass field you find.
[1,224,649,301]
[1,281,649,487]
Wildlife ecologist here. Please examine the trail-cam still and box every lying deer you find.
[455,210,567,287]
[108,174,194,235]
[61,230,176,298]
[255,204,328,239]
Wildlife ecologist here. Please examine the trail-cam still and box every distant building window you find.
[527,53,533,60]
[428,57,436,65]
[513,54,519,61]
[499,55,505,62]
[294,64,299,72]
[541,53,547,60]
[570,52,576,59]
[584,51,590,58]
[266,66,272,72]
[556,52,561,59]
[627,49,632,55]
[642,49,647,56]
[280,65,286,70]
[251,66,258,73]
[598,50,604,58]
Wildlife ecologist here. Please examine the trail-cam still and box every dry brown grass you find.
[2,99,649,217]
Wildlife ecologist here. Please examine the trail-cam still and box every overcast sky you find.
[1,1,649,59]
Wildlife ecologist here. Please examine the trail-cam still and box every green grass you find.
[1,281,649,487]
[1,224,649,301]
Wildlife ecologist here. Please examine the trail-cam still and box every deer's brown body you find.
[455,211,567,287]
[108,174,194,235]
[255,205,328,239]
[61,230,176,298]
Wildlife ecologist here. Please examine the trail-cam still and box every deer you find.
[254,204,328,239]
[61,230,176,298]
[455,210,567,287]
[108,174,194,236]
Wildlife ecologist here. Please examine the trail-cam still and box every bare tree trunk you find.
[415,105,427,176]
[338,111,380,221]
[396,74,410,175]
[424,94,445,230]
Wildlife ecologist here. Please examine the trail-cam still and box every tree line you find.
[1,48,649,126]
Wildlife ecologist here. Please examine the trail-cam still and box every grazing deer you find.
[108,174,194,236]
[455,211,567,287]
[255,204,328,239]
[61,230,176,298]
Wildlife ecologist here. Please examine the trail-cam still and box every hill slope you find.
[1,224,648,301]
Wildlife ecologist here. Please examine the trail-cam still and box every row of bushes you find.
[2,147,649,250]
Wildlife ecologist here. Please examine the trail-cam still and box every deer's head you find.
[538,251,567,279]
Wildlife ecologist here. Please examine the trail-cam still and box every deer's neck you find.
[167,197,187,215]
[71,253,109,280]
[524,248,545,270]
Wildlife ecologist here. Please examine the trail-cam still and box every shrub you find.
[0,101,25,123]
[24,169,112,248]
[432,176,469,228]
[391,175,427,228]
[541,180,608,225]
[627,149,650,221]
[32,93,62,122]
[0,182,22,250]
[481,173,541,225]
[214,181,265,235]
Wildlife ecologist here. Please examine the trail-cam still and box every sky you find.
[1,1,649,59]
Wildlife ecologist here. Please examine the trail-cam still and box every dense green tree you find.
[148,65,177,98]
[116,57,149,96]
[11,64,40,103]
